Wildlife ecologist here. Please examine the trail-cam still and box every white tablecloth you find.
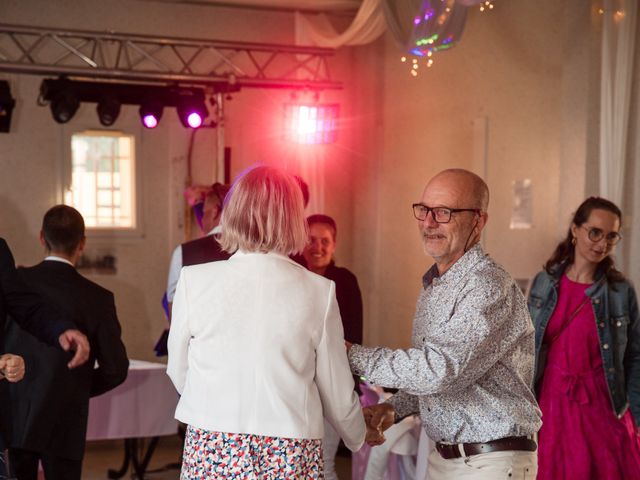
[86,359,178,440]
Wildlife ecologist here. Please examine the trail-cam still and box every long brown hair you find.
[544,197,624,284]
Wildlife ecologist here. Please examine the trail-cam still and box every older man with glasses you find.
[347,168,541,479]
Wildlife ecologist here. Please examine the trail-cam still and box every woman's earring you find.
[571,237,577,246]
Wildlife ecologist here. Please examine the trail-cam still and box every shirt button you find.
[599,322,605,328]
[427,408,431,412]
[616,321,622,327]
[594,298,600,304]
[603,343,609,350]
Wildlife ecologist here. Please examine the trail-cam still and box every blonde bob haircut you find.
[219,165,308,255]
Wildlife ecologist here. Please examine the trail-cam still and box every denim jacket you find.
[527,267,640,423]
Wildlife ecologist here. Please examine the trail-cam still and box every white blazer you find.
[167,250,365,451]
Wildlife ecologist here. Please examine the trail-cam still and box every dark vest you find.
[182,234,231,266]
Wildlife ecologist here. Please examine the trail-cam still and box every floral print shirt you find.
[348,244,542,443]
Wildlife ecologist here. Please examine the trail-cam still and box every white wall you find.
[349,0,601,348]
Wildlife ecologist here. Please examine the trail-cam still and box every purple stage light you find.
[143,114,159,129]
[187,112,203,128]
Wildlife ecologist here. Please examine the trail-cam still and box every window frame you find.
[61,126,145,240]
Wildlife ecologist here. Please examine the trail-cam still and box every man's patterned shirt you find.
[349,244,542,443]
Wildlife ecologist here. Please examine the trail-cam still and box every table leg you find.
[131,437,160,479]
[107,438,134,479]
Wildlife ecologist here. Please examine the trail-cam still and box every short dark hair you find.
[307,214,337,241]
[42,205,85,256]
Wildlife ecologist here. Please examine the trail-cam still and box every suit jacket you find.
[5,260,129,460]
[167,251,366,452]
[0,238,73,345]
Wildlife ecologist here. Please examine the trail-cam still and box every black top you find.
[294,257,363,344]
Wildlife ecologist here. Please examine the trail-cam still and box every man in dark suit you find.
[5,205,129,480]
[0,239,89,370]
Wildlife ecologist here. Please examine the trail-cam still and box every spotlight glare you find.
[187,112,203,128]
[284,103,339,144]
[139,100,163,129]
[176,92,208,129]
[143,115,158,129]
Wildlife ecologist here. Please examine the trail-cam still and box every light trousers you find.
[322,419,341,480]
[426,449,537,480]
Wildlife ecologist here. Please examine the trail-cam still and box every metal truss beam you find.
[0,23,341,90]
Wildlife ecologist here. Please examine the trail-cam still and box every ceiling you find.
[138,0,362,13]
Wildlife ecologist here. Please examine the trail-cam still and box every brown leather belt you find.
[435,436,537,459]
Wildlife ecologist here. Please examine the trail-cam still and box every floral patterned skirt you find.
[181,425,324,479]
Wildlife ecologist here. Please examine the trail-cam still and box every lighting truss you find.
[0,23,341,90]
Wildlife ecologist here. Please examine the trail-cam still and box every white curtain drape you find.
[599,0,637,282]
[599,0,637,207]
[294,0,386,48]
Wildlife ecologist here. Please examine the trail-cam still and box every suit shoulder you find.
[73,273,115,300]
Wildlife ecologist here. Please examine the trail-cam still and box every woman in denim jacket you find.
[528,197,640,479]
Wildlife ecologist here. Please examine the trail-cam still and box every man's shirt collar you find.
[44,255,74,267]
[422,243,485,289]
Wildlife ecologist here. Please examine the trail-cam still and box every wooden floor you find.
[81,435,352,479]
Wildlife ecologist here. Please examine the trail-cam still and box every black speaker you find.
[0,81,16,133]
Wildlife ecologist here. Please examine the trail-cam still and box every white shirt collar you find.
[44,255,74,267]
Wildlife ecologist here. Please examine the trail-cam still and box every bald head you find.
[418,169,489,273]
[428,169,489,211]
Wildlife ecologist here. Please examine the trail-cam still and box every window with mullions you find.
[67,131,136,229]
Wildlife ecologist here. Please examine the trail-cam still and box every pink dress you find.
[537,275,640,479]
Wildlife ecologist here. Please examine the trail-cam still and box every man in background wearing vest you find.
[165,183,231,318]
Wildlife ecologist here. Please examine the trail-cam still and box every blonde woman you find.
[167,165,365,479]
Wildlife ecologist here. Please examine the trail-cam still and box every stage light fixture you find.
[97,96,121,126]
[176,93,208,129]
[0,81,16,133]
[39,78,223,129]
[139,100,164,129]
[51,91,79,124]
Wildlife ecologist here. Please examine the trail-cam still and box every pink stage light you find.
[187,112,203,128]
[284,104,339,144]
[142,114,159,129]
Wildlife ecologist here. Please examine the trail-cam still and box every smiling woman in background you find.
[302,214,363,480]
[528,197,640,479]
[167,165,365,479]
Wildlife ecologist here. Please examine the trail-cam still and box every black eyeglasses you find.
[580,225,622,245]
[412,204,481,224]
